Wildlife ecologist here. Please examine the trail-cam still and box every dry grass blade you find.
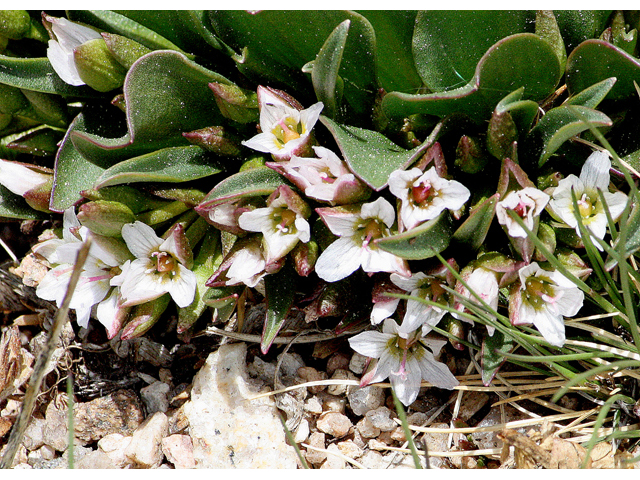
[0,238,91,469]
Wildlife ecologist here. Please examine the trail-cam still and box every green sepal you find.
[74,38,127,92]
[481,329,517,386]
[102,32,152,69]
[120,294,171,340]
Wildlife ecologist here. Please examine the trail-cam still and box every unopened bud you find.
[120,294,170,340]
[77,200,135,237]
[291,239,318,277]
[0,11,31,39]
[101,32,152,69]
[209,82,258,124]
[183,126,242,156]
[455,135,489,174]
[74,37,127,92]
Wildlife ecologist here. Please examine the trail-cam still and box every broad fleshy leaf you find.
[93,145,222,188]
[481,329,517,386]
[567,39,640,100]
[320,115,426,190]
[382,33,561,123]
[526,104,612,166]
[375,211,453,260]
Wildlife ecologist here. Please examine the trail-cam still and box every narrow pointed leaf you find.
[262,263,296,354]
[93,145,221,188]
[312,19,349,120]
[452,193,499,250]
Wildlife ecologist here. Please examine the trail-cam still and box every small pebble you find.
[355,417,380,439]
[326,369,357,396]
[366,406,396,432]
[98,433,132,468]
[297,366,327,394]
[348,352,368,374]
[124,411,169,468]
[337,439,362,459]
[316,412,352,438]
[348,386,385,416]
[161,434,195,469]
[304,432,326,465]
[140,381,171,414]
[326,353,350,376]
[360,450,384,469]
[304,396,323,415]
[321,444,346,469]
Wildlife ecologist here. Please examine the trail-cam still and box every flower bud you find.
[120,294,170,340]
[209,82,258,124]
[44,14,125,91]
[0,159,53,212]
[73,38,127,92]
[455,135,489,174]
[0,11,31,39]
[291,239,318,277]
[77,200,135,237]
[183,126,242,156]
[101,32,151,69]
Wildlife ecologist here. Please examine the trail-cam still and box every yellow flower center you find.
[273,117,302,147]
[577,193,595,219]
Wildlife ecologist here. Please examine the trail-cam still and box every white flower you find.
[315,197,410,282]
[511,262,584,347]
[388,272,449,331]
[238,185,311,264]
[268,146,370,205]
[452,267,500,335]
[114,221,197,308]
[496,187,549,238]
[547,151,627,245]
[224,240,267,288]
[241,86,323,160]
[388,167,470,230]
[44,14,102,86]
[35,209,131,330]
[349,318,459,406]
[0,159,51,197]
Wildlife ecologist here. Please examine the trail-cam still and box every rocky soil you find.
[1,222,640,469]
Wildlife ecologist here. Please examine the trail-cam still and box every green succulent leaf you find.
[376,211,453,260]
[356,10,422,93]
[67,10,188,54]
[565,77,617,108]
[526,104,612,166]
[383,33,561,123]
[412,11,536,92]
[51,112,107,212]
[93,145,222,189]
[178,230,223,334]
[197,166,284,209]
[70,50,233,161]
[553,10,612,51]
[487,88,539,159]
[535,10,567,74]
[320,115,425,190]
[208,10,377,121]
[262,262,296,354]
[0,55,97,97]
[566,39,640,100]
[452,194,499,251]
[311,19,349,120]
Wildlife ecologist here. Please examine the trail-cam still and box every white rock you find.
[123,411,168,468]
[162,434,195,469]
[348,386,386,416]
[22,416,46,451]
[293,418,310,444]
[348,352,368,374]
[183,343,298,468]
[98,433,132,468]
[320,444,346,469]
[366,406,397,432]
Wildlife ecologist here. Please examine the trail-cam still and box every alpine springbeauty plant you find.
[3,10,639,415]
